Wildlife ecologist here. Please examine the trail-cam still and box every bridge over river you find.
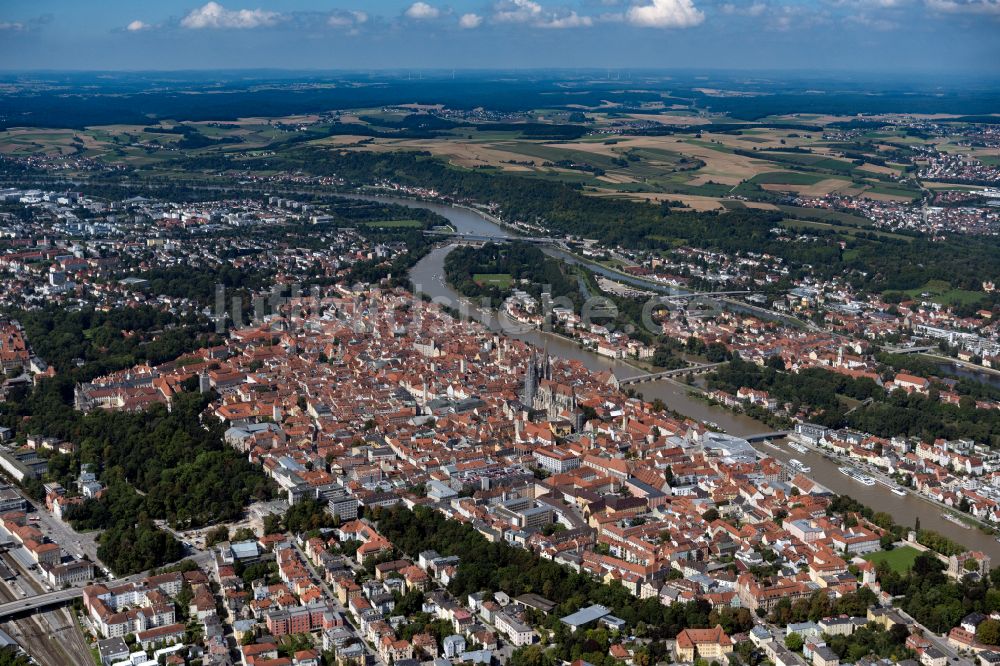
[423,230,554,244]
[617,362,726,385]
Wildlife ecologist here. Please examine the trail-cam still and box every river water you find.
[937,361,1000,390]
[360,193,1000,559]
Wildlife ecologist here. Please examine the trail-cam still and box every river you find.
[361,193,1000,559]
[936,360,1000,390]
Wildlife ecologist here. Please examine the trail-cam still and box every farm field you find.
[2,103,974,222]
[750,171,832,186]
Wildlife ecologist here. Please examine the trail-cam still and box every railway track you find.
[0,551,93,666]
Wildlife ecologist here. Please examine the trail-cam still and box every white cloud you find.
[126,20,151,31]
[459,13,484,27]
[493,0,545,23]
[539,11,593,26]
[925,0,1000,12]
[180,2,281,29]
[328,10,368,27]
[0,21,26,31]
[405,2,441,19]
[491,0,593,26]
[626,0,705,27]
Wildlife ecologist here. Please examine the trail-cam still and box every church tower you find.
[522,354,539,407]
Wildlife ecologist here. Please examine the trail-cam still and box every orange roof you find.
[675,625,732,649]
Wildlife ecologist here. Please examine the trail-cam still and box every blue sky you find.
[0,0,998,73]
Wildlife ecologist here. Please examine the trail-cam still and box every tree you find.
[206,525,230,547]
[0,648,31,666]
[784,633,803,652]
[978,619,1000,646]
[889,623,910,645]
[263,513,283,535]
[232,527,256,542]
[734,641,756,666]
[285,499,337,535]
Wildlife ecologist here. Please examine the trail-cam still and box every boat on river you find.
[839,466,876,486]
[789,459,811,474]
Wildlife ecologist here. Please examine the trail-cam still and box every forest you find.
[55,390,274,528]
[0,648,31,666]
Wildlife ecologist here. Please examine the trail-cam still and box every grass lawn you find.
[776,205,875,228]
[863,546,920,573]
[363,219,423,228]
[904,279,985,306]
[473,273,513,288]
[780,218,913,242]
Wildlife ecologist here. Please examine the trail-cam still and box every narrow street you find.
[290,539,383,665]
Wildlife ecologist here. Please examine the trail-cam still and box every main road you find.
[372,193,1000,561]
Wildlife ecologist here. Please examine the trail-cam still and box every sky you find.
[0,0,998,74]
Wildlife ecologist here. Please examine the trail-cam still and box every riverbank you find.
[795,435,999,535]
